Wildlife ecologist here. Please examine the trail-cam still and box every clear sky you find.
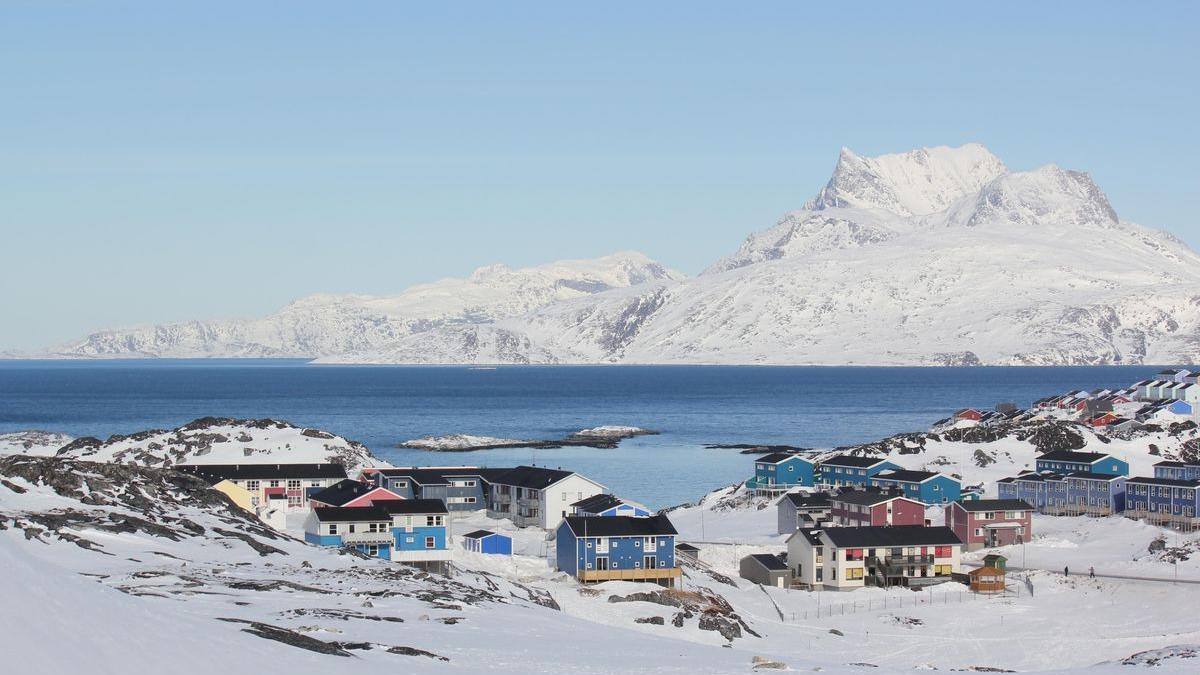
[2,1,1198,350]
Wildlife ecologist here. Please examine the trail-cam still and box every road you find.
[963,562,1200,585]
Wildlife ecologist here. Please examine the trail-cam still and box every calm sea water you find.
[0,361,1165,508]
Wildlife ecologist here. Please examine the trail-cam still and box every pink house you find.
[945,499,1033,551]
[829,490,926,527]
[308,479,405,509]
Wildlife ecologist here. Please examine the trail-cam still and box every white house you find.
[786,525,963,591]
[486,466,606,530]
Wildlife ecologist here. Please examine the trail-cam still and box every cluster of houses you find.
[750,452,963,503]
[997,451,1200,529]
[181,461,684,586]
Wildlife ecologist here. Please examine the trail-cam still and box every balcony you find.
[494,493,513,505]
[518,496,541,507]
[867,554,934,575]
[578,567,682,583]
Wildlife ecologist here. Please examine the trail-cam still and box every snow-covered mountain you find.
[49,252,683,359]
[41,144,1200,365]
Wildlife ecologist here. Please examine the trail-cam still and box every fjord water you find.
[0,361,1163,508]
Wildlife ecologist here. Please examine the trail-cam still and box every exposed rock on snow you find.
[398,434,530,451]
[569,425,658,440]
[399,427,656,451]
[50,417,384,472]
[0,430,73,457]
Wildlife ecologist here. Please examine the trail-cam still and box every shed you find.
[739,553,791,588]
[462,530,513,555]
[982,553,1008,572]
[675,542,700,562]
[969,566,1006,593]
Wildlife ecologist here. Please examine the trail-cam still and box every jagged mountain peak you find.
[807,143,1008,216]
[951,164,1120,229]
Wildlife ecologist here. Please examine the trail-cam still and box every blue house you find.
[381,499,451,563]
[303,506,396,559]
[1155,461,1200,481]
[998,472,1068,514]
[752,453,816,491]
[1063,472,1126,515]
[571,493,651,518]
[1125,476,1200,526]
[1168,400,1194,415]
[866,469,961,504]
[555,515,681,588]
[817,455,902,487]
[1035,450,1129,477]
[361,467,493,513]
[462,529,513,555]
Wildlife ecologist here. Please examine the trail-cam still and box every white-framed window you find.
[326,524,337,535]
[269,480,281,488]
[246,480,260,491]
[425,537,435,549]
[309,480,321,487]
[405,536,414,544]
[365,544,379,556]
[286,479,301,490]
[391,480,407,489]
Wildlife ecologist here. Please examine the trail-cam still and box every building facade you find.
[817,456,903,488]
[180,463,349,510]
[555,515,680,587]
[866,470,961,505]
[828,490,925,527]
[1035,450,1129,477]
[945,499,1033,550]
[752,453,816,492]
[786,525,963,591]
[1124,476,1200,528]
[488,466,606,530]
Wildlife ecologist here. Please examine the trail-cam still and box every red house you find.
[945,499,1033,551]
[307,479,406,509]
[953,408,984,422]
[829,490,926,527]
[1088,412,1120,428]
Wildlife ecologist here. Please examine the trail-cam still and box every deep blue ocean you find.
[0,361,1166,508]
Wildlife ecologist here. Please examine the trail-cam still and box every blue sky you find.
[2,1,1198,350]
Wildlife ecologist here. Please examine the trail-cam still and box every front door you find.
[595,556,610,571]
[643,555,656,570]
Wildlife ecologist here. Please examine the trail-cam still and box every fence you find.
[781,582,1030,621]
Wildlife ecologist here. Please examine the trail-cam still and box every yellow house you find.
[212,479,255,512]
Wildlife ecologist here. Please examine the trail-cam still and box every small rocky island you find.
[399,426,659,452]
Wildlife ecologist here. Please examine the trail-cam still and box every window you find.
[365,544,379,556]
[426,515,444,527]
[425,537,435,549]
[309,481,321,487]
[974,528,982,536]
[405,536,414,544]
[246,480,260,491]
[348,524,356,533]
[391,480,407,489]
[269,480,281,488]
[327,524,337,535]
[846,568,864,580]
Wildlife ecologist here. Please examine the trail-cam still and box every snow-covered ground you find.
[0,430,73,456]
[399,434,530,451]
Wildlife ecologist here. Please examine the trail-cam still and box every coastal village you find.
[160,368,1200,604]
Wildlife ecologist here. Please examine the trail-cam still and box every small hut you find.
[969,565,1007,593]
[983,553,1008,571]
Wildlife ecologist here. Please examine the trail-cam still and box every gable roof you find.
[783,492,831,508]
[561,514,677,538]
[178,463,348,481]
[489,465,589,490]
[822,525,962,548]
[571,493,627,512]
[871,469,943,484]
[829,489,914,507]
[1064,471,1126,482]
[367,466,494,485]
[312,506,391,523]
[1037,450,1112,464]
[1154,460,1200,468]
[378,498,449,515]
[462,529,508,539]
[820,455,893,469]
[756,452,812,465]
[954,499,1033,512]
[745,553,788,571]
[309,479,395,506]
[675,542,700,552]
[1125,476,1200,488]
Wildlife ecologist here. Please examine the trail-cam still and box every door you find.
[643,555,656,570]
[595,556,609,571]
[775,576,785,588]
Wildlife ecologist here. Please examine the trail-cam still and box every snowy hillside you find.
[48,252,683,359]
[37,143,1200,366]
[46,417,385,472]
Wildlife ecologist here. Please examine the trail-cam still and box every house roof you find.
[571,493,626,512]
[378,498,449,515]
[820,455,892,469]
[829,489,912,507]
[1125,476,1200,488]
[783,492,831,508]
[462,529,508,539]
[756,452,812,465]
[1154,460,1200,468]
[367,467,495,485]
[822,525,962,548]
[561,514,677,537]
[489,465,589,490]
[312,506,392,523]
[178,463,348,481]
[1037,450,1112,464]
[745,553,788,571]
[871,469,942,484]
[309,479,390,506]
[954,499,1033,512]
[675,542,700,552]
[1064,471,1125,482]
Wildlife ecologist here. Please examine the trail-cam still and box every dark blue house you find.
[866,469,961,505]
[462,529,513,555]
[1125,476,1200,526]
[362,467,494,513]
[1063,472,1126,515]
[998,472,1067,514]
[1154,461,1200,481]
[555,515,681,588]
[752,452,816,492]
[818,455,902,488]
[1035,450,1129,477]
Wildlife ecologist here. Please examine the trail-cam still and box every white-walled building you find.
[486,466,606,530]
[786,525,963,591]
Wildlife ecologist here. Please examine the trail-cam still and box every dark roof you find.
[571,493,625,512]
[562,514,677,537]
[1011,472,1064,483]
[369,467,489,485]
[872,469,942,483]
[784,492,831,508]
[675,542,700,552]
[1154,460,1200,468]
[830,490,912,507]
[489,465,582,490]
[309,479,382,506]
[955,499,1033,512]
[1126,476,1200,488]
[756,452,811,465]
[1037,450,1112,464]
[378,498,449,515]
[178,463,347,480]
[792,529,824,546]
[745,553,788,571]
[1065,471,1125,482]
[822,526,962,548]
[463,529,508,539]
[312,506,391,522]
[820,455,892,469]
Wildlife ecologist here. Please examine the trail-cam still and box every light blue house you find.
[303,506,396,559]
[383,499,451,562]
[462,529,513,555]
[1168,400,1194,415]
[752,453,817,491]
[1063,472,1126,515]
[555,515,681,588]
[1125,476,1200,526]
[867,469,961,504]
[1155,461,1200,481]
[817,455,902,487]
[1035,450,1129,477]
[571,493,651,518]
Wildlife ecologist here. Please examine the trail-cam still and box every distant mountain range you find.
[39,144,1200,365]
